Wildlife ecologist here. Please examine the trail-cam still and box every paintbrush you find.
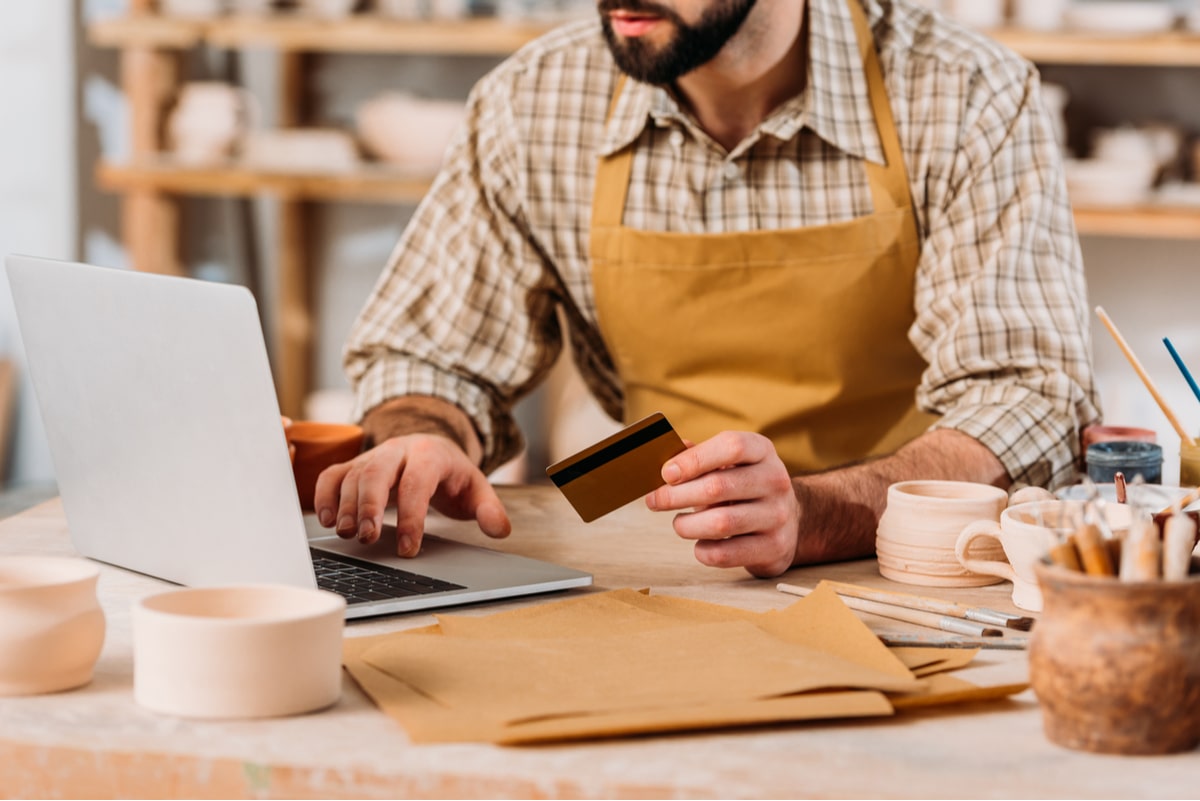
[1095,307,1196,447]
[814,580,1034,631]
[1163,336,1200,408]
[777,583,1005,637]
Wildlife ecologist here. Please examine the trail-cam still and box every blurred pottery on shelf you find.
[1063,0,1176,35]
[240,128,360,173]
[356,93,466,173]
[298,0,359,18]
[0,556,106,696]
[1013,0,1068,31]
[1063,157,1159,207]
[167,82,258,166]
[160,0,226,17]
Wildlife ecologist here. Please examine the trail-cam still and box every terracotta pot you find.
[0,556,105,696]
[284,421,365,511]
[1030,561,1200,754]
[133,584,346,719]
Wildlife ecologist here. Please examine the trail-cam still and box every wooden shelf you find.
[99,158,1200,238]
[90,15,1200,65]
[90,14,551,55]
[1073,205,1200,239]
[97,157,435,203]
[991,28,1200,67]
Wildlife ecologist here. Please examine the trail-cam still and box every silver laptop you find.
[5,255,591,618]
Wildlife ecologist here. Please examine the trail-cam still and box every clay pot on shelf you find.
[166,82,258,166]
[355,93,467,174]
[0,556,106,696]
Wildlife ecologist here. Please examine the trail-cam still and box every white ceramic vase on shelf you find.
[166,82,258,166]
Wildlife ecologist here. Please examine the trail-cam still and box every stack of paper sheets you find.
[343,582,1026,744]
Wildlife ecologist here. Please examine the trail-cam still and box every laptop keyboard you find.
[310,549,465,605]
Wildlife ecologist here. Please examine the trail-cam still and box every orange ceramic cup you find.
[284,421,364,511]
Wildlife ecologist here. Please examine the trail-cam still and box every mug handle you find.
[956,519,1017,581]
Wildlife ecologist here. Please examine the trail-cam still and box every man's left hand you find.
[646,431,799,578]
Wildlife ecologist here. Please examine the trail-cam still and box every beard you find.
[599,0,758,85]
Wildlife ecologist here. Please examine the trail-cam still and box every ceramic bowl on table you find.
[0,556,106,696]
[133,584,345,719]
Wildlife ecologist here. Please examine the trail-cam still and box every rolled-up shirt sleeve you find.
[912,63,1101,488]
[343,70,564,475]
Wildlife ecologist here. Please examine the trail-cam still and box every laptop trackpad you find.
[305,516,579,593]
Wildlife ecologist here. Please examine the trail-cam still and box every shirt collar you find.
[597,0,886,165]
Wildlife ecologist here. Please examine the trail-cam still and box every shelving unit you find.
[87,11,1200,415]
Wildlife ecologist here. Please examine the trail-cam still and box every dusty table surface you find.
[1,485,1196,799]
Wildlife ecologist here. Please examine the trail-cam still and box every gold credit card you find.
[546,411,687,523]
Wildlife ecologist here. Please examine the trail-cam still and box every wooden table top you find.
[1,485,1195,799]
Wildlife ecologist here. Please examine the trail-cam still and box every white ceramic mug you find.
[0,556,106,696]
[877,480,1015,587]
[956,499,1133,611]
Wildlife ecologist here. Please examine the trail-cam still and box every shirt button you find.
[723,162,740,181]
[668,130,685,148]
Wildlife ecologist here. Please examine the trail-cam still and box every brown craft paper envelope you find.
[887,672,1029,710]
[889,646,981,677]
[343,634,892,743]
[342,586,1004,744]
[436,585,914,682]
[361,619,923,725]
[495,691,893,745]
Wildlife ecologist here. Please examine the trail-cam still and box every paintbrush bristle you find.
[1006,617,1035,631]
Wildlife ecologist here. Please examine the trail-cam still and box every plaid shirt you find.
[344,0,1101,487]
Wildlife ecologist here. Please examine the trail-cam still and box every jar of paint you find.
[1085,441,1163,485]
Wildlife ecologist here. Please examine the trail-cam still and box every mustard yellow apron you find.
[588,0,937,474]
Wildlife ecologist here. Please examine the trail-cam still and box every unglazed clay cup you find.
[133,584,346,719]
[0,556,105,696]
[284,421,364,511]
[875,480,1011,587]
[956,499,1133,612]
[1030,560,1200,754]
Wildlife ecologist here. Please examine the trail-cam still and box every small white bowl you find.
[133,584,345,719]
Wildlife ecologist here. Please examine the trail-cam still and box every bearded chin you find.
[599,0,758,85]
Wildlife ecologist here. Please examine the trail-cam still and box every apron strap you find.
[845,0,913,216]
[592,75,633,230]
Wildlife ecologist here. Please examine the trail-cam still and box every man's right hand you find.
[311,433,511,558]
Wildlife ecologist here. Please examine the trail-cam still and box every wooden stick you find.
[1048,537,1084,572]
[1074,522,1116,577]
[777,583,1003,637]
[1094,306,1196,447]
[818,580,1033,631]
[1114,472,1127,504]
[1156,485,1200,519]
